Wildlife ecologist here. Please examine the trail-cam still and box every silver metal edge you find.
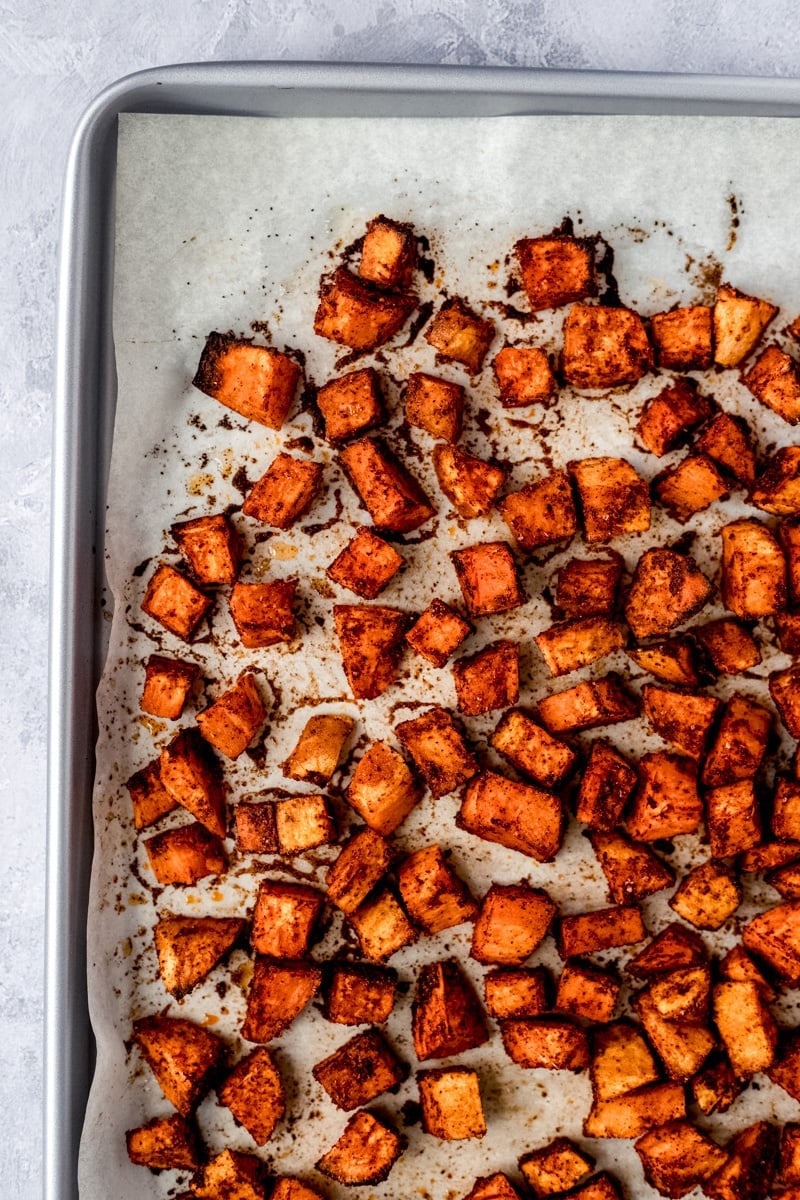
[46,58,800,1200]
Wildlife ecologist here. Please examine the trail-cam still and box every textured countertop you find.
[2,3,799,1196]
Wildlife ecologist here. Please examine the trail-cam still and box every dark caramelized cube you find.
[360,215,416,289]
[312,1028,407,1110]
[327,527,404,599]
[251,880,324,958]
[782,518,800,603]
[693,617,761,674]
[418,1068,486,1140]
[471,882,557,965]
[703,1122,779,1200]
[743,344,800,423]
[242,959,322,1043]
[625,547,712,639]
[714,282,778,367]
[515,233,595,311]
[568,456,650,542]
[493,345,555,407]
[126,1114,200,1171]
[142,563,212,641]
[555,962,620,1024]
[537,674,639,734]
[452,639,520,716]
[562,304,652,389]
[627,638,700,687]
[218,1047,285,1145]
[635,1121,727,1199]
[558,906,646,958]
[653,454,729,522]
[345,741,420,834]
[701,693,771,787]
[650,305,714,370]
[458,770,563,862]
[484,968,550,1019]
[141,655,199,720]
[172,512,242,585]
[535,616,626,677]
[397,844,477,933]
[229,578,296,648]
[555,553,623,618]
[316,1110,404,1185]
[575,739,637,830]
[491,708,578,789]
[192,331,301,428]
[499,470,578,551]
[450,542,525,617]
[776,611,800,655]
[636,378,712,456]
[405,599,471,667]
[425,297,495,374]
[395,707,477,798]
[696,411,758,486]
[315,267,417,351]
[642,684,720,758]
[326,827,393,913]
[464,1174,523,1200]
[197,671,266,759]
[412,959,489,1060]
[433,444,508,519]
[144,823,226,887]
[751,446,800,516]
[325,963,397,1026]
[627,750,702,841]
[405,371,465,442]
[242,453,323,529]
[339,437,435,532]
[191,1150,265,1200]
[333,604,409,700]
[235,799,279,854]
[316,367,384,444]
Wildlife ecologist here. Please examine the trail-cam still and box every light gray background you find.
[2,2,800,1195]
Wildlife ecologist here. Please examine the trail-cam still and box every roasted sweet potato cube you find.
[193,332,301,429]
[333,604,409,701]
[636,378,712,457]
[575,740,637,831]
[395,707,477,798]
[315,267,417,351]
[450,542,525,617]
[452,639,520,716]
[589,829,675,904]
[719,944,776,1000]
[242,959,322,1043]
[627,750,702,841]
[536,616,626,677]
[568,457,651,542]
[776,610,800,655]
[590,1021,659,1101]
[251,880,324,958]
[501,1019,590,1071]
[348,889,416,961]
[144,824,227,888]
[693,618,761,675]
[704,1122,779,1200]
[519,1139,594,1197]
[284,713,353,786]
[647,965,711,1023]
[691,1055,741,1114]
[537,674,639,734]
[669,860,741,930]
[772,777,800,840]
[493,345,555,407]
[769,1028,800,1098]
[418,1068,486,1140]
[625,548,712,639]
[563,303,653,389]
[425,297,495,374]
[126,1114,200,1170]
[313,1028,407,1110]
[701,693,771,788]
[484,967,550,1019]
[555,961,620,1024]
[560,1174,624,1200]
[432,444,508,520]
[316,367,385,444]
[744,344,800,423]
[325,963,397,1026]
[695,411,757,487]
[359,214,416,288]
[141,655,199,720]
[142,563,212,641]
[752,446,800,515]
[340,437,435,532]
[714,282,778,367]
[741,840,800,873]
[346,741,421,833]
[218,1047,285,1145]
[768,859,800,898]
[584,1083,686,1139]
[412,959,489,1060]
[627,923,707,979]
[706,780,763,859]
[642,684,720,759]
[515,233,595,311]
[270,1180,324,1200]
[316,1109,404,1185]
[771,665,800,738]
[555,554,623,618]
[327,528,404,600]
[397,845,477,933]
[458,771,563,862]
[491,709,578,789]
[650,305,714,370]
[499,470,578,551]
[654,453,729,522]
[127,759,177,830]
[229,578,296,647]
[242,453,323,529]
[154,912,244,998]
[713,980,777,1077]
[471,883,557,966]
[405,372,464,442]
[627,638,700,687]
[276,794,336,856]
[326,828,392,914]
[464,1173,522,1200]
[635,1121,728,1199]
[159,728,226,837]
[781,519,800,603]
[721,518,787,618]
[172,512,242,586]
[235,800,278,854]
[633,989,716,1081]
[558,906,645,959]
[132,1015,223,1116]
[777,1125,800,1189]
[197,671,266,759]
[191,1150,265,1200]
[405,599,471,667]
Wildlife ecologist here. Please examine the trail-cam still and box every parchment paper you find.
[81,112,800,1200]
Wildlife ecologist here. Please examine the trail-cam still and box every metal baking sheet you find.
[48,62,800,1200]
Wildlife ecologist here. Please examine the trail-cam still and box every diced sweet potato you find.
[535,616,626,677]
[745,901,800,985]
[275,794,336,856]
[695,411,758,487]
[271,1180,324,1200]
[360,215,416,289]
[714,282,778,367]
[555,553,623,618]
[515,233,596,311]
[316,1109,405,1185]
[484,967,550,1020]
[493,345,555,407]
[777,1124,800,1190]
[769,1029,800,1099]
[627,924,707,979]
[743,344,800,423]
[126,1114,200,1171]
[568,457,651,542]
[315,267,417,351]
[776,610,800,655]
[405,599,472,667]
[458,770,563,862]
[432,444,508,520]
[284,713,354,786]
[590,1021,659,1101]
[191,1151,265,1200]
[537,674,639,734]
[419,1067,486,1140]
[706,780,763,859]
[242,959,322,1043]
[768,859,800,899]
[691,1055,741,1115]
[193,332,302,428]
[412,959,489,1060]
[145,822,226,888]
[752,446,800,515]
[132,1015,223,1116]
[772,777,800,839]
[653,453,729,522]
[721,518,787,618]
[713,980,777,1077]
[625,548,712,639]
[197,671,266,759]
[771,665,800,738]
[425,297,496,374]
[701,693,771,788]
[719,944,776,1000]
[647,964,711,1022]
[346,741,421,833]
[142,563,212,641]
[633,989,716,1081]
[499,470,578,551]
[141,655,199,720]
[471,883,557,965]
[589,829,674,905]
[584,1083,686,1139]
[501,1019,589,1071]
[558,906,645,958]
[519,1139,594,1198]
[397,845,477,933]
[635,1120,727,1199]
[251,880,324,958]
[741,840,800,873]
[627,750,702,841]
[781,519,800,603]
[563,304,653,388]
[405,371,465,442]
[452,639,520,716]
[242,453,323,529]
[464,1172,523,1200]
[159,728,226,837]
[703,1121,779,1200]
[637,377,713,457]
[491,709,578,790]
[327,527,404,599]
[395,707,477,798]
[333,604,409,700]
[669,860,741,930]
[235,799,278,854]
[127,758,177,830]
[312,1028,407,1110]
[316,367,385,444]
[153,913,244,998]
[326,828,393,914]
[642,684,720,759]
[348,889,416,962]
[324,963,397,1026]
[555,961,620,1024]
[693,618,761,674]
[450,542,525,617]
[229,578,297,647]
[575,740,637,831]
[562,1174,624,1200]
[627,638,700,687]
[218,1047,285,1145]
[650,305,714,370]
[172,512,242,586]
[339,437,435,532]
